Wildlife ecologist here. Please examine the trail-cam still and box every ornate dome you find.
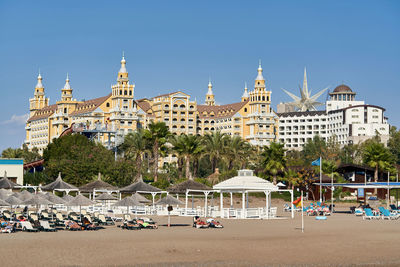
[333,84,352,93]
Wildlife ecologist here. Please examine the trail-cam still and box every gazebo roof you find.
[213,169,279,191]
[79,173,117,193]
[41,173,78,191]
[167,179,211,194]
[120,180,161,193]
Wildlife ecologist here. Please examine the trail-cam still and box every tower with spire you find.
[205,79,215,106]
[60,74,73,102]
[245,60,275,146]
[110,53,138,131]
[241,82,249,102]
[29,71,49,117]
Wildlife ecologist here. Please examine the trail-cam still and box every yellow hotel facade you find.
[25,56,278,154]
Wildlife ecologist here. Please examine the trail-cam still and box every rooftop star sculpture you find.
[282,68,328,112]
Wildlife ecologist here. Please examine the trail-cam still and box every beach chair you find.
[39,220,57,232]
[20,221,39,232]
[389,204,399,213]
[363,208,379,220]
[3,212,12,221]
[379,207,400,220]
[98,214,114,225]
[354,208,364,216]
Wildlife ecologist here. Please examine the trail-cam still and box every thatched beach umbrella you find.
[96,193,117,201]
[0,198,9,206]
[41,173,78,194]
[5,195,23,215]
[155,195,184,227]
[23,195,53,214]
[0,189,11,200]
[207,168,221,186]
[131,192,151,204]
[18,190,33,201]
[66,194,95,220]
[62,194,75,202]
[167,179,211,209]
[120,180,161,193]
[44,193,66,205]
[112,196,141,215]
[0,171,20,189]
[79,173,117,198]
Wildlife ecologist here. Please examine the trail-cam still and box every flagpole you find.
[331,172,334,215]
[319,156,322,203]
[301,190,304,233]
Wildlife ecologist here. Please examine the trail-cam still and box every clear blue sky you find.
[0,1,399,152]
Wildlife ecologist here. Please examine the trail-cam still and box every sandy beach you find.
[1,202,400,267]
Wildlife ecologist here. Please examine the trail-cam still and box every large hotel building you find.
[25,56,390,155]
[25,56,278,154]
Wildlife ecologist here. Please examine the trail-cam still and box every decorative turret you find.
[205,78,215,106]
[29,70,49,117]
[241,82,249,102]
[255,60,265,89]
[117,52,129,84]
[61,73,73,102]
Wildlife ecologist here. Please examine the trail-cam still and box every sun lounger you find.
[354,208,364,216]
[363,208,380,220]
[98,214,114,225]
[379,207,400,220]
[39,220,57,232]
[20,221,39,232]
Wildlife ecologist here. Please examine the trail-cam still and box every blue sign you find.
[358,188,364,198]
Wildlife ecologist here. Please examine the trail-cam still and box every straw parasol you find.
[22,195,53,206]
[131,192,151,204]
[155,195,183,227]
[0,198,9,206]
[66,194,95,220]
[5,195,23,214]
[0,189,11,200]
[112,196,142,215]
[120,180,161,193]
[41,172,78,192]
[96,193,117,201]
[167,180,211,194]
[155,195,184,206]
[79,173,117,193]
[62,194,75,202]
[207,168,221,186]
[18,190,33,201]
[0,171,20,189]
[45,193,67,204]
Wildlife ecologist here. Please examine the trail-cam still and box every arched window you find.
[262,96,265,101]
[124,90,127,95]
[106,103,110,107]
[244,108,247,112]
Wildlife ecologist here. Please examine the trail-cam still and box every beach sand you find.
[1,201,400,267]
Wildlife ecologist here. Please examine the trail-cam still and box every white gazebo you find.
[213,169,294,219]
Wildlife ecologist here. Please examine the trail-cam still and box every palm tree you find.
[120,129,148,181]
[362,141,393,195]
[179,134,204,179]
[224,135,252,170]
[202,131,227,173]
[169,134,186,179]
[261,142,286,185]
[1,147,22,158]
[144,121,170,182]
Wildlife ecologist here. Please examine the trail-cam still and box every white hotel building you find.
[277,84,390,150]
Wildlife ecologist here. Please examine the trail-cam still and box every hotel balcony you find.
[246,133,275,140]
[246,118,274,125]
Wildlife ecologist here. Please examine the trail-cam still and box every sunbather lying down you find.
[0,219,15,233]
[81,218,97,231]
[65,220,81,231]
[137,218,158,229]
[193,216,209,229]
[206,218,223,228]
[121,219,141,230]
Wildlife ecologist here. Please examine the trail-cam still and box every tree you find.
[1,144,41,163]
[260,142,286,185]
[302,135,339,164]
[144,121,170,182]
[339,144,362,165]
[362,140,394,195]
[43,134,115,186]
[224,136,252,170]
[120,129,148,182]
[202,131,227,173]
[388,126,400,164]
[174,134,203,179]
